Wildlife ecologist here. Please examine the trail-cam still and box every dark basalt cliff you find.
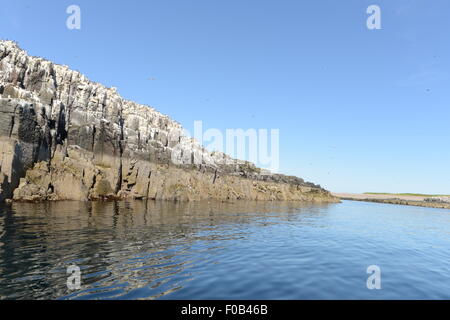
[0,41,337,203]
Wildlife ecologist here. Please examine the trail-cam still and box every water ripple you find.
[0,200,449,299]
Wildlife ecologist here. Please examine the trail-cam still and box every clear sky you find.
[1,0,449,194]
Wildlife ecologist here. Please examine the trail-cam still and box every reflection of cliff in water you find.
[0,200,335,299]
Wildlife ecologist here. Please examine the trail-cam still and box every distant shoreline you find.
[364,192,450,198]
[332,193,450,210]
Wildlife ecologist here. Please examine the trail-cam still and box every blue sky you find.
[1,0,449,194]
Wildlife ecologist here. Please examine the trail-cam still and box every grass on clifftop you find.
[364,192,450,197]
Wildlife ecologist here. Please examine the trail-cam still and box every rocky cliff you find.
[0,40,336,203]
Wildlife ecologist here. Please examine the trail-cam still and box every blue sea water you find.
[0,200,449,300]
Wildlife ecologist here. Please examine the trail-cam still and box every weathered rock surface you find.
[424,197,450,204]
[0,40,337,203]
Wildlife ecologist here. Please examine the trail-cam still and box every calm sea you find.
[0,200,449,300]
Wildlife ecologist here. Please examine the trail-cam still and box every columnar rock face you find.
[0,40,336,203]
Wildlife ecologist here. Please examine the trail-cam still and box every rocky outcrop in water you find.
[424,197,450,204]
[0,40,336,203]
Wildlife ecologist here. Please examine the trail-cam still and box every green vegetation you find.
[364,193,450,197]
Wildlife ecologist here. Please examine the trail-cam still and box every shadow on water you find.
[0,200,334,300]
